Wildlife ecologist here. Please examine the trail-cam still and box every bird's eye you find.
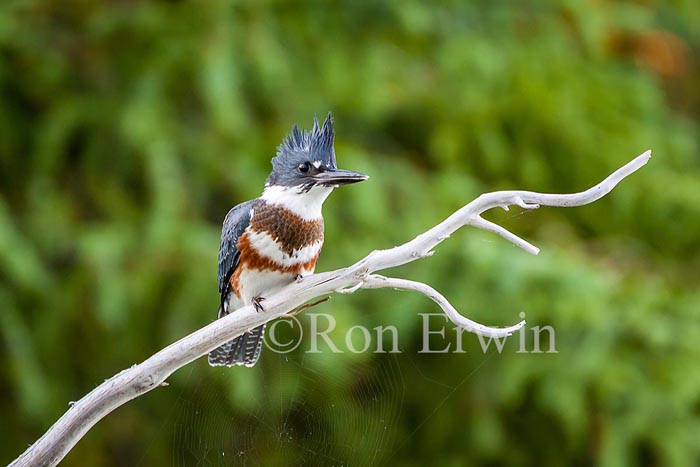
[298,162,311,173]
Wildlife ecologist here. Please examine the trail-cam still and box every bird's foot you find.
[253,296,266,313]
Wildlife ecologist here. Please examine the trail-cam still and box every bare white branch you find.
[470,216,541,255]
[362,274,525,337]
[9,150,650,467]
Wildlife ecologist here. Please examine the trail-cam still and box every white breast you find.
[236,268,295,305]
[246,229,323,267]
[260,184,333,221]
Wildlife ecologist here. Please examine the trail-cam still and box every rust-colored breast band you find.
[230,232,320,297]
[248,202,324,255]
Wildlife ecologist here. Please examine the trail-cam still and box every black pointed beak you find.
[313,168,369,187]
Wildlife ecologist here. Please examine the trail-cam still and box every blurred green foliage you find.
[1,1,699,466]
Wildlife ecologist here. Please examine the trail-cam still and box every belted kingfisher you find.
[208,113,368,367]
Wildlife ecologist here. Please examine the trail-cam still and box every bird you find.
[208,113,368,367]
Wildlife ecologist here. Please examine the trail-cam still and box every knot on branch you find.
[135,374,156,392]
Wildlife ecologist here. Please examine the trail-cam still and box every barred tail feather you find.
[208,324,266,367]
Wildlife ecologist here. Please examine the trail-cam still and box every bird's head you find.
[265,113,368,192]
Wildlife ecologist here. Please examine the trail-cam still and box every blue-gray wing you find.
[210,199,265,367]
[218,200,255,295]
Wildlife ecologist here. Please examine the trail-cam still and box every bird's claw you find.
[253,296,266,313]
